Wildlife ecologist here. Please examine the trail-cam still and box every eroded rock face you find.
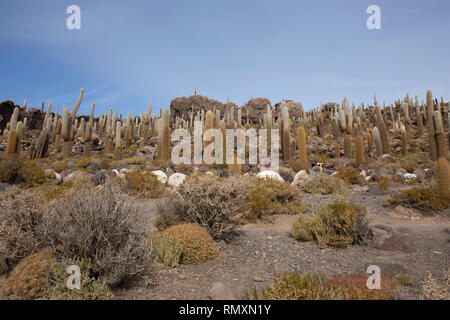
[0,100,18,131]
[170,95,227,122]
[242,98,272,124]
[274,100,303,118]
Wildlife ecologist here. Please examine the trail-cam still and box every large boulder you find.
[242,98,272,124]
[257,170,284,182]
[170,95,228,122]
[0,100,18,131]
[168,173,186,188]
[21,108,46,131]
[274,100,303,118]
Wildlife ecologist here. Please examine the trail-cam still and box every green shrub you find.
[244,178,306,221]
[334,167,365,185]
[5,247,114,300]
[291,200,369,248]
[52,161,68,173]
[150,223,219,266]
[123,168,166,198]
[5,247,54,299]
[244,270,392,300]
[303,175,349,196]
[18,160,47,187]
[384,188,449,211]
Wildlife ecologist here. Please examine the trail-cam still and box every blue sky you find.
[1,0,449,116]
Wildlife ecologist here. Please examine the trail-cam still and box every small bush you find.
[5,248,114,300]
[385,188,449,211]
[18,160,47,187]
[0,187,46,274]
[5,247,54,299]
[76,158,93,168]
[244,270,392,300]
[44,182,74,202]
[151,159,169,168]
[52,161,68,173]
[176,174,253,240]
[373,175,391,194]
[151,224,219,266]
[43,186,151,287]
[120,157,145,166]
[244,178,306,221]
[123,168,166,198]
[303,175,349,196]
[44,257,114,300]
[0,158,22,183]
[291,200,369,248]
[334,167,365,185]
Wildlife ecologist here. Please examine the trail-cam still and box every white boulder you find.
[257,170,284,182]
[168,173,187,188]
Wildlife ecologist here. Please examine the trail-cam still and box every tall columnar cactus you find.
[400,126,407,157]
[6,129,17,159]
[375,103,389,155]
[426,90,437,161]
[160,108,170,161]
[433,111,447,159]
[297,125,307,171]
[31,117,52,159]
[84,123,92,158]
[434,157,450,202]
[372,127,383,157]
[355,134,363,166]
[335,143,341,159]
[343,133,352,159]
[113,121,122,160]
[281,105,291,161]
[367,129,373,154]
[71,88,85,118]
[61,106,73,159]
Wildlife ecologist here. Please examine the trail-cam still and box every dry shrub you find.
[123,168,166,198]
[334,167,365,185]
[176,174,253,240]
[244,270,392,300]
[385,188,449,211]
[0,158,22,183]
[151,159,170,168]
[373,174,391,194]
[44,177,95,202]
[5,247,113,300]
[421,269,450,300]
[303,175,349,196]
[150,223,219,266]
[43,186,151,287]
[0,187,46,274]
[244,178,306,221]
[291,200,369,248]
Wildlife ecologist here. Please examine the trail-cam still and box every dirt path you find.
[114,188,450,300]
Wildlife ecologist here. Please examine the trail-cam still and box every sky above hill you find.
[1,0,449,116]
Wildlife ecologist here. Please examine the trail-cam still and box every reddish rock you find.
[370,225,414,253]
